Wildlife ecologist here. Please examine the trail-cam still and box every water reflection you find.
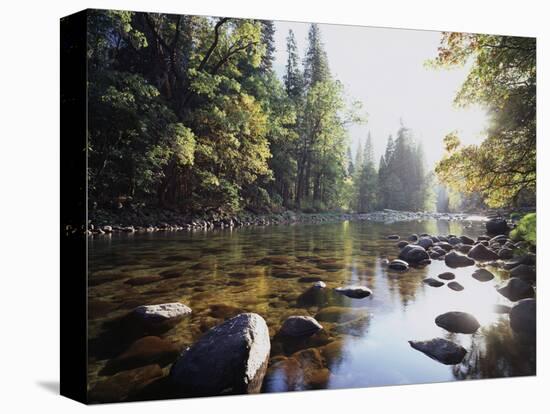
[87,219,535,400]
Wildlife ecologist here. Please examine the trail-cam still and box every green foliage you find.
[87,12,363,215]
[510,213,536,245]
[432,34,536,208]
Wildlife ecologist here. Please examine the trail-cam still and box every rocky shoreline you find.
[84,208,491,236]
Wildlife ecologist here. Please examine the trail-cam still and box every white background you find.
[0,0,546,412]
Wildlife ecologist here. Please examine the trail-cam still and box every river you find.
[87,218,535,402]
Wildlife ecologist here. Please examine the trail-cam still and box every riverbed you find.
[87,218,535,402]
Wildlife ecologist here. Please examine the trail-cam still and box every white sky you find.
[272,21,489,169]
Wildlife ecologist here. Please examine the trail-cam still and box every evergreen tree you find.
[283,30,304,103]
[346,146,355,176]
[355,140,364,171]
[303,24,330,87]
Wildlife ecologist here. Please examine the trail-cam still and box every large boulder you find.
[170,313,270,396]
[497,278,535,301]
[467,244,500,261]
[509,298,536,339]
[445,251,475,268]
[334,285,372,299]
[486,218,509,236]
[435,311,480,334]
[409,338,467,365]
[279,316,323,337]
[399,245,429,264]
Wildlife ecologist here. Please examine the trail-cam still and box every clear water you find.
[87,219,535,401]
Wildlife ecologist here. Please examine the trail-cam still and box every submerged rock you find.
[445,251,475,268]
[423,278,444,287]
[438,272,455,280]
[334,285,372,299]
[409,338,467,365]
[279,316,323,337]
[332,316,371,336]
[468,244,500,261]
[509,298,536,339]
[387,234,400,240]
[170,313,270,396]
[472,268,495,282]
[435,311,480,334]
[315,307,367,323]
[297,285,329,307]
[497,277,535,301]
[397,240,409,248]
[388,259,409,271]
[399,245,429,264]
[447,281,464,291]
[88,364,164,403]
[298,276,324,283]
[102,336,179,375]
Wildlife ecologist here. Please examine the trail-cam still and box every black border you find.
[60,9,88,404]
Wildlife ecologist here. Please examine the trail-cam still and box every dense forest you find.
[87,11,535,220]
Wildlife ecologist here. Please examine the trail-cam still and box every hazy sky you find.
[272,21,489,169]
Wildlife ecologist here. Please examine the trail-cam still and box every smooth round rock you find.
[423,278,444,287]
[399,245,429,264]
[435,311,480,334]
[445,251,475,268]
[279,316,323,337]
[472,268,494,282]
[447,281,464,291]
[438,272,455,280]
[497,277,535,301]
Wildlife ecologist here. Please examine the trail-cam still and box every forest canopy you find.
[86,11,534,219]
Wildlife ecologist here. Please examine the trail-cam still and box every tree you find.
[377,125,428,210]
[432,34,536,207]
